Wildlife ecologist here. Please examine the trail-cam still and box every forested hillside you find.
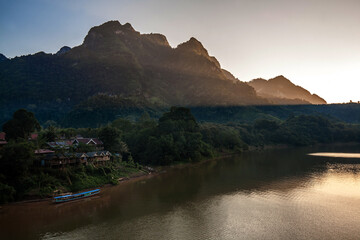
[0,21,329,127]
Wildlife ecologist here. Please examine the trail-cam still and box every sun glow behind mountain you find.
[1,0,360,103]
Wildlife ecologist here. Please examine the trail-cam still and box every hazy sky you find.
[1,0,359,103]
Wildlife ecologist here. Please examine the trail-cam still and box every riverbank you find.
[3,144,360,240]
[3,142,360,206]
[0,151,241,206]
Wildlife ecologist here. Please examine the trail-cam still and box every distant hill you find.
[248,76,326,104]
[0,21,327,126]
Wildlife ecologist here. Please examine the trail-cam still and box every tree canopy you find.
[2,109,40,140]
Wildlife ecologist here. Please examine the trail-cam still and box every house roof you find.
[47,141,73,148]
[86,151,112,157]
[30,133,38,140]
[75,153,88,158]
[35,149,55,154]
[86,152,99,157]
[73,138,103,145]
[98,150,112,156]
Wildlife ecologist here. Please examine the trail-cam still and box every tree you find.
[2,109,41,141]
[59,128,76,139]
[112,118,133,133]
[76,142,96,152]
[254,119,280,131]
[43,120,58,129]
[159,107,198,132]
[149,107,208,164]
[0,141,35,185]
[138,112,157,129]
[42,125,57,142]
[98,126,122,152]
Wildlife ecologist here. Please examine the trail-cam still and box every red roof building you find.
[30,133,39,140]
[0,132,7,148]
[0,132,6,140]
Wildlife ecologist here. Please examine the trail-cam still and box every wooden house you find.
[86,151,112,165]
[96,151,112,164]
[75,153,88,164]
[72,137,104,150]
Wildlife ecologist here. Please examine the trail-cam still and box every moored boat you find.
[53,189,100,203]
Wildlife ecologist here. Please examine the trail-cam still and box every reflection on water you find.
[309,152,360,158]
[1,145,360,240]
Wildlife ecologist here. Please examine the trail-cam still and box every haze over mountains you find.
[249,76,326,105]
[0,21,327,125]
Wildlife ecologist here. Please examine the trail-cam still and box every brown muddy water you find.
[1,144,360,240]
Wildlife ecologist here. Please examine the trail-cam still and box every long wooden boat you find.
[53,189,100,203]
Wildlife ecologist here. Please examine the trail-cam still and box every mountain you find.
[0,54,8,61]
[0,21,326,126]
[56,46,71,55]
[0,21,266,108]
[248,76,326,104]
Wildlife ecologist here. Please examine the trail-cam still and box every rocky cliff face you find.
[49,21,266,106]
[0,20,326,119]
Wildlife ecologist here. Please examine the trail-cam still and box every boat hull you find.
[53,189,100,203]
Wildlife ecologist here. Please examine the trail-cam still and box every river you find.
[1,144,360,240]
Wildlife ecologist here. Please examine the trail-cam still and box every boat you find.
[53,189,100,203]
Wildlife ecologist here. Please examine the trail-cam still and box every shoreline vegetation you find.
[1,106,360,204]
[2,142,360,207]
[1,151,239,206]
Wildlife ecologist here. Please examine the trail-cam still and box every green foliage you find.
[98,125,129,153]
[1,107,360,203]
[279,115,346,145]
[61,95,159,128]
[2,109,40,140]
[254,119,280,131]
[0,140,36,201]
[67,162,140,192]
[43,120,59,129]
[245,115,360,146]
[190,105,360,125]
[200,123,247,151]
[98,126,121,149]
[59,128,76,139]
[31,172,62,197]
[112,118,133,132]
[0,177,16,203]
[0,141,35,185]
[76,142,96,152]
[123,107,212,165]
[42,125,57,142]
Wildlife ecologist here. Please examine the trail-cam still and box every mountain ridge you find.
[0,53,8,61]
[248,75,326,104]
[0,20,326,126]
